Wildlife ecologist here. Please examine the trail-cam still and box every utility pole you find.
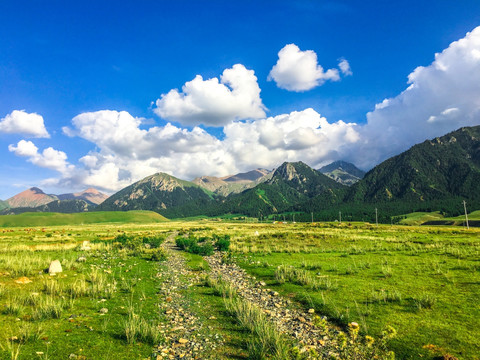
[463,200,470,230]
[375,208,378,227]
[311,212,313,224]
[339,211,342,224]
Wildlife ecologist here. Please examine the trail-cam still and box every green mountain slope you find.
[345,126,480,203]
[319,160,365,186]
[97,172,215,216]
[207,161,346,217]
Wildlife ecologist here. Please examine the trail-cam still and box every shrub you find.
[143,235,165,248]
[142,247,167,261]
[175,235,214,256]
[214,235,231,251]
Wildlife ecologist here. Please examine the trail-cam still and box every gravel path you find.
[153,233,223,359]
[204,252,326,354]
[155,233,336,359]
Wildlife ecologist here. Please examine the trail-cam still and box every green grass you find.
[0,225,167,359]
[186,221,480,359]
[0,210,168,227]
[1,219,479,359]
[397,211,444,225]
[397,210,480,226]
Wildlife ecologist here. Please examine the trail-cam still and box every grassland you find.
[0,210,168,227]
[0,223,172,359]
[182,221,480,359]
[0,214,479,359]
[397,210,480,226]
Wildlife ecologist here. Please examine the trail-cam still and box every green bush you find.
[214,234,231,251]
[114,234,165,251]
[142,247,168,261]
[175,235,214,256]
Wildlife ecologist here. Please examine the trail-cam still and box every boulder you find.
[48,260,63,274]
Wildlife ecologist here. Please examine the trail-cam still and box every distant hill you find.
[1,199,94,215]
[345,126,480,203]
[98,172,215,217]
[57,188,108,205]
[193,168,272,196]
[6,187,57,208]
[0,210,168,227]
[4,187,108,211]
[319,160,365,186]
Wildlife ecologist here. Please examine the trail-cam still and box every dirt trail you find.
[204,252,326,354]
[154,233,223,359]
[157,233,333,359]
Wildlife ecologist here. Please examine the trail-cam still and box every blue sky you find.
[1,1,480,199]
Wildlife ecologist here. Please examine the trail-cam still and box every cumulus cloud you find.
[268,44,341,91]
[10,27,480,192]
[59,110,236,191]
[222,108,359,170]
[37,108,357,192]
[350,26,480,168]
[338,59,352,76]
[0,110,50,138]
[154,64,266,126]
[8,140,71,173]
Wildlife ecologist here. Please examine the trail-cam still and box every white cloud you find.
[222,108,359,171]
[154,64,266,126]
[10,27,480,193]
[8,140,71,173]
[59,110,236,191]
[42,108,358,192]
[338,59,352,76]
[0,110,50,138]
[351,26,480,168]
[268,44,341,91]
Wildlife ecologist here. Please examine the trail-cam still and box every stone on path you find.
[48,260,62,274]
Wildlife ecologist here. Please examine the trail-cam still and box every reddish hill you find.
[6,187,57,208]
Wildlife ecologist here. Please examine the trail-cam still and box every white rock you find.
[80,241,91,251]
[48,260,62,274]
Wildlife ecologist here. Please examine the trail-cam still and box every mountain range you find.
[0,187,108,213]
[192,168,272,196]
[2,125,479,221]
[344,126,480,203]
[318,160,365,186]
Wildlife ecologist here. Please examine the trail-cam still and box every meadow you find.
[0,215,478,359]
